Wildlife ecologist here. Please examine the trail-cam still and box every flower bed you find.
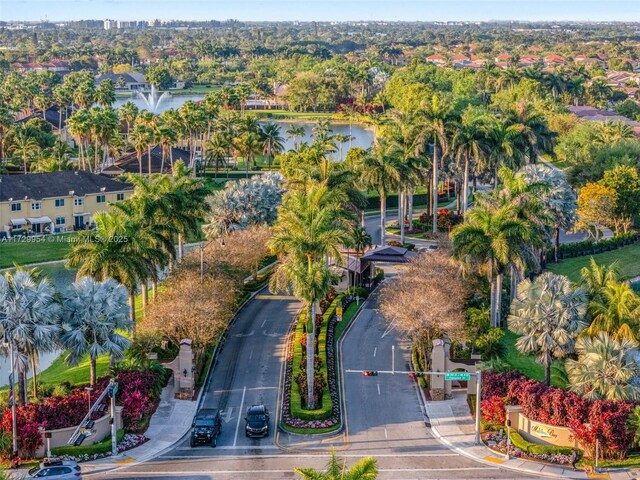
[52,433,148,462]
[485,431,576,466]
[282,292,365,433]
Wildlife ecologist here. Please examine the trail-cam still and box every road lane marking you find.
[255,295,296,300]
[373,347,377,357]
[213,386,276,393]
[107,467,497,475]
[114,458,135,464]
[162,453,461,459]
[234,330,254,337]
[260,319,267,328]
[377,384,380,396]
[384,427,388,439]
[249,349,253,360]
[483,456,504,464]
[233,386,246,447]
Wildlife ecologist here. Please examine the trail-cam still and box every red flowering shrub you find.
[481,370,522,399]
[481,395,506,424]
[485,371,634,460]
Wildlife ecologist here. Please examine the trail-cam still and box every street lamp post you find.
[85,387,94,414]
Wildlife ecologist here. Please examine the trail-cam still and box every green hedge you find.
[549,232,637,261]
[51,429,125,457]
[412,347,428,389]
[510,431,578,457]
[290,296,343,422]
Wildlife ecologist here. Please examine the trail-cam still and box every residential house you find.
[95,72,148,91]
[544,54,567,67]
[0,171,133,237]
[568,105,640,138]
[426,54,446,66]
[101,145,191,176]
[15,106,74,145]
[452,54,470,67]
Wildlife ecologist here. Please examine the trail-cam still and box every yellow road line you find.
[115,457,135,464]
[483,456,504,464]
[587,474,610,479]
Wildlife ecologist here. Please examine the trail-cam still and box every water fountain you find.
[137,84,171,113]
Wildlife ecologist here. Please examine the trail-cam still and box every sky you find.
[2,0,639,22]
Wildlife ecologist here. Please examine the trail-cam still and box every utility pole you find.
[391,345,395,375]
[475,371,481,445]
[8,337,18,467]
[110,379,119,456]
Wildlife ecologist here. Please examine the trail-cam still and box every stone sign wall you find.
[505,405,580,449]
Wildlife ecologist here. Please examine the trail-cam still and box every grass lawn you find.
[37,353,111,388]
[0,234,77,268]
[547,242,640,283]
[501,330,565,387]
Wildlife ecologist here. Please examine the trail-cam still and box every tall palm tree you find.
[119,101,139,141]
[419,94,456,233]
[451,203,533,327]
[0,270,61,402]
[67,109,92,171]
[509,101,554,164]
[261,122,285,170]
[566,332,640,401]
[269,182,351,408]
[129,124,152,175]
[234,130,262,178]
[483,117,526,186]
[61,277,132,385]
[294,450,378,479]
[9,129,40,174]
[508,272,587,386]
[353,149,400,245]
[580,258,620,302]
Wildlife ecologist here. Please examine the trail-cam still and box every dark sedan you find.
[245,404,270,438]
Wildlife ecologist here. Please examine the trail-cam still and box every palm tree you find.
[419,94,456,233]
[269,182,351,408]
[580,258,620,302]
[451,203,533,328]
[0,270,61,402]
[61,277,132,385]
[451,109,489,213]
[585,280,640,341]
[508,272,587,386]
[260,122,285,170]
[156,124,178,174]
[119,101,139,141]
[129,124,152,175]
[271,258,336,410]
[483,117,526,186]
[286,125,306,151]
[67,109,92,171]
[353,149,400,245]
[234,131,262,178]
[294,450,378,479]
[566,332,640,401]
[509,101,555,164]
[9,129,40,174]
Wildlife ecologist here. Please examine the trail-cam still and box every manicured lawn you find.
[547,242,640,283]
[500,330,565,387]
[0,234,77,268]
[38,352,111,388]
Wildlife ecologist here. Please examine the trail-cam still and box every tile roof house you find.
[544,54,567,66]
[426,54,447,65]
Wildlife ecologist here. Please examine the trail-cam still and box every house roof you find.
[0,171,133,202]
[107,145,191,175]
[15,106,73,130]
[360,246,417,263]
[426,54,446,60]
[544,54,566,63]
[452,54,469,61]
[96,72,146,85]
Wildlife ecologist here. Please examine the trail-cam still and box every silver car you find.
[26,459,82,479]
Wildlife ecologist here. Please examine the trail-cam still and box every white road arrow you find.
[234,330,255,338]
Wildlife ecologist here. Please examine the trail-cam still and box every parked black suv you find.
[190,408,222,447]
[245,404,269,438]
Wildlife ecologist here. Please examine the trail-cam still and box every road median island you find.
[280,288,369,435]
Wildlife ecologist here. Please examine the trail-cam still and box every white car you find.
[417,244,438,253]
[26,459,82,479]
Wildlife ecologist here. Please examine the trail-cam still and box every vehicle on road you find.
[245,404,270,438]
[417,244,438,253]
[190,408,222,447]
[27,459,82,479]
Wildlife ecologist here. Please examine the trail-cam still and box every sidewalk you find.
[81,376,197,474]
[424,392,634,480]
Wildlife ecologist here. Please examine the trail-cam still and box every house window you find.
[74,198,84,206]
[55,217,65,225]
[96,195,106,204]
[116,193,125,201]
[11,203,21,212]
[55,198,65,207]
[31,203,41,211]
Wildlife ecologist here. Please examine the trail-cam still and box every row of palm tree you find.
[66,165,209,324]
[0,270,131,405]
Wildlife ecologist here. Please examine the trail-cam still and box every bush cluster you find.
[548,231,637,261]
[482,371,635,460]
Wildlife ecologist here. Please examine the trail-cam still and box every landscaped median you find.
[281,287,369,434]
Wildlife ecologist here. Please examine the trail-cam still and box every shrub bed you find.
[485,430,578,465]
[0,369,168,458]
[51,432,148,462]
